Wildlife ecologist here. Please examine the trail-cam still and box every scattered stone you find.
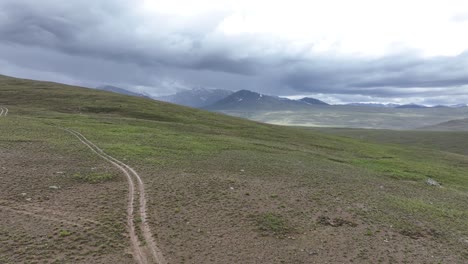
[317,216,358,227]
[426,178,441,187]
[49,185,60,190]
[400,229,425,239]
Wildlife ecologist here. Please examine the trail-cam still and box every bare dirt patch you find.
[139,164,466,264]
[0,140,131,263]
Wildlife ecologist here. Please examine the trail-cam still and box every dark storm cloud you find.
[277,52,468,97]
[1,0,468,104]
[0,0,261,75]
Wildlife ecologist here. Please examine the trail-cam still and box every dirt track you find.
[64,128,165,264]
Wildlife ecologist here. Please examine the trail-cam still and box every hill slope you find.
[97,85,149,98]
[1,74,467,263]
[299,97,329,105]
[156,88,233,108]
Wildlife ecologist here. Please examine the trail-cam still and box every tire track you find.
[63,128,165,264]
[0,107,4,116]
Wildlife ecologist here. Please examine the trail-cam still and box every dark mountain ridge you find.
[204,90,329,111]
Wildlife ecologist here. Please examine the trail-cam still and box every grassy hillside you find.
[1,74,467,263]
[311,127,468,156]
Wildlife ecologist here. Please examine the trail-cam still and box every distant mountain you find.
[97,85,149,98]
[346,103,401,108]
[431,105,450,108]
[450,104,468,108]
[204,90,323,111]
[157,88,233,108]
[420,118,468,131]
[299,97,329,105]
[396,104,428,109]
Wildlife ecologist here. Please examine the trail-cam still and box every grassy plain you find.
[0,75,467,263]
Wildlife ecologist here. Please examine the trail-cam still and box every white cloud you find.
[141,0,468,57]
[1,0,468,105]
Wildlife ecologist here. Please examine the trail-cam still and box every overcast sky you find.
[1,0,468,104]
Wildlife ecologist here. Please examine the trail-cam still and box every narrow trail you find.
[63,128,166,264]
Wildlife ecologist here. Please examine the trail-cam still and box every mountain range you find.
[204,90,329,110]
[345,103,401,107]
[95,85,467,110]
[396,104,429,109]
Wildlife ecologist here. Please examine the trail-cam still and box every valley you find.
[152,88,468,130]
[218,106,468,130]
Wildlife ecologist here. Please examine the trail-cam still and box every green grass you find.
[73,172,114,184]
[256,213,291,235]
[59,230,72,237]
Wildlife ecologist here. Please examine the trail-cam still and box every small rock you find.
[49,185,60,190]
[21,193,27,196]
[229,187,234,190]
[56,171,64,174]
[240,169,245,172]
[26,198,32,202]
[426,178,441,187]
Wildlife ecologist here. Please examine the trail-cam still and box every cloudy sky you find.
[1,0,468,104]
